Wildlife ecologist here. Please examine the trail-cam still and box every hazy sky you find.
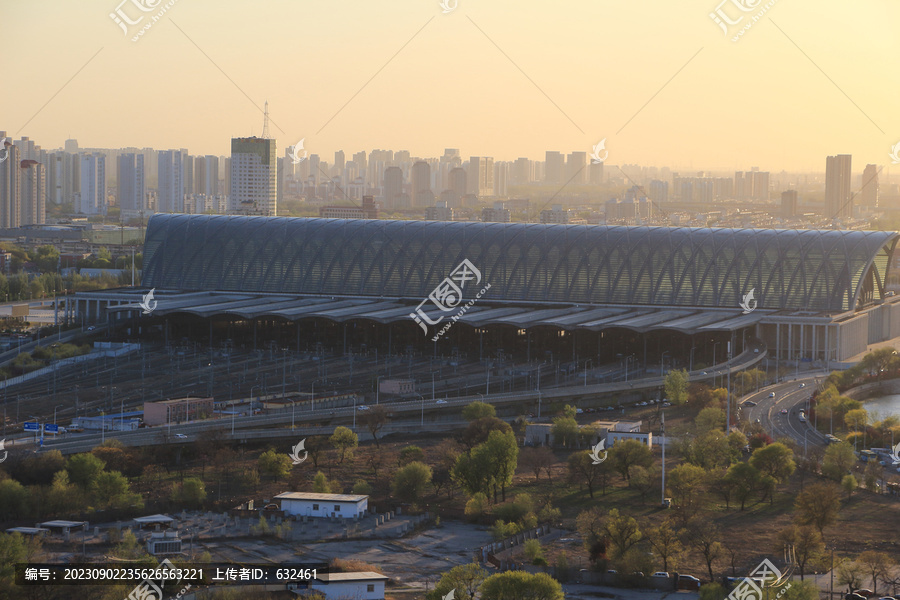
[2,0,898,173]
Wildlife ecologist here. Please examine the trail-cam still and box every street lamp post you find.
[584,359,592,387]
[376,375,383,405]
[660,351,670,376]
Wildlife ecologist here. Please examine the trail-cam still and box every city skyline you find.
[2,1,898,172]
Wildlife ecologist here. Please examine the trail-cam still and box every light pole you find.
[689,346,696,372]
[583,359,592,387]
[291,399,296,431]
[713,342,720,366]
[432,372,436,401]
[660,351,670,376]
[250,385,261,413]
[376,375,383,405]
[53,404,63,426]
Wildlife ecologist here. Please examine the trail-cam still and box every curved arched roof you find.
[142,214,899,313]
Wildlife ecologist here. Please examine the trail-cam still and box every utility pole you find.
[661,410,666,506]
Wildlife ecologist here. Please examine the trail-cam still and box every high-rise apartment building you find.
[117,153,145,212]
[411,161,431,207]
[182,151,193,196]
[229,137,277,215]
[0,136,20,227]
[79,153,107,216]
[383,166,403,209]
[860,164,878,211]
[781,190,798,218]
[566,152,587,184]
[467,156,494,198]
[19,160,45,225]
[512,157,532,184]
[545,151,565,184]
[195,155,220,197]
[493,161,509,197]
[825,154,852,219]
[157,150,184,213]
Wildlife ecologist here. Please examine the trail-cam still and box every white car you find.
[768,392,776,398]
[357,405,370,411]
[652,572,670,578]
[799,383,806,388]
[174,433,188,439]
[436,399,448,404]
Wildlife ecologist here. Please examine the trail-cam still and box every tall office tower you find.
[781,190,798,218]
[394,150,410,165]
[442,149,460,161]
[493,161,509,197]
[229,137,277,215]
[410,161,431,207]
[334,150,345,174]
[860,164,878,211]
[446,167,467,207]
[467,156,494,198]
[544,151,565,183]
[734,171,747,199]
[649,180,669,203]
[512,157,531,184]
[223,157,231,196]
[276,157,285,207]
[589,161,604,185]
[117,153,145,212]
[141,147,158,187]
[308,154,320,185]
[566,152,587,184]
[19,160,45,225]
[195,156,219,198]
[825,154,852,219]
[46,153,65,206]
[79,153,107,216]
[280,147,296,183]
[383,166,403,209]
[64,139,79,154]
[157,150,184,213]
[182,152,194,196]
[0,136,20,227]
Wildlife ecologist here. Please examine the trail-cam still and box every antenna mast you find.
[261,100,270,139]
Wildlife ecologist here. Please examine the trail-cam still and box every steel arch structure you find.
[142,214,899,313]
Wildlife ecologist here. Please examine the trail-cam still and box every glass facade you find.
[142,214,899,313]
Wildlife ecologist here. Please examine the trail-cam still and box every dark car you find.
[856,590,875,598]
[846,594,866,600]
[678,575,701,591]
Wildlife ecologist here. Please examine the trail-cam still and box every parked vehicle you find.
[678,575,701,591]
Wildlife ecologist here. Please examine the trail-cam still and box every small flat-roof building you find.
[311,571,387,600]
[133,514,175,530]
[274,492,368,519]
[143,397,214,425]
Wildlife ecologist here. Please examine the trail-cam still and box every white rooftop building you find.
[274,492,368,518]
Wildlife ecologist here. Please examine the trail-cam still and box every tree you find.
[723,462,761,510]
[524,539,544,564]
[0,532,43,597]
[567,450,604,499]
[352,479,372,495]
[685,518,723,581]
[0,480,29,519]
[462,401,495,421]
[398,445,425,467]
[33,245,60,273]
[479,571,564,600]
[453,449,495,499]
[841,474,858,500]
[480,430,519,502]
[520,446,554,482]
[647,519,684,572]
[857,551,892,595]
[461,417,512,449]
[750,442,796,483]
[305,436,328,469]
[392,461,433,505]
[629,465,658,502]
[171,477,207,508]
[794,482,841,535]
[94,470,142,510]
[696,407,726,434]
[359,404,388,447]
[837,558,865,593]
[777,525,823,580]
[330,426,358,463]
[549,416,580,448]
[664,369,689,405]
[66,452,106,488]
[602,508,642,560]
[425,562,489,600]
[667,463,708,523]
[576,507,607,562]
[822,442,856,480]
[844,408,869,433]
[258,449,292,481]
[464,493,489,520]
[313,471,341,494]
[609,439,653,483]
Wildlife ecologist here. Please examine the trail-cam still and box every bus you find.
[860,449,877,463]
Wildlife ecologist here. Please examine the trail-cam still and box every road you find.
[741,374,829,450]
